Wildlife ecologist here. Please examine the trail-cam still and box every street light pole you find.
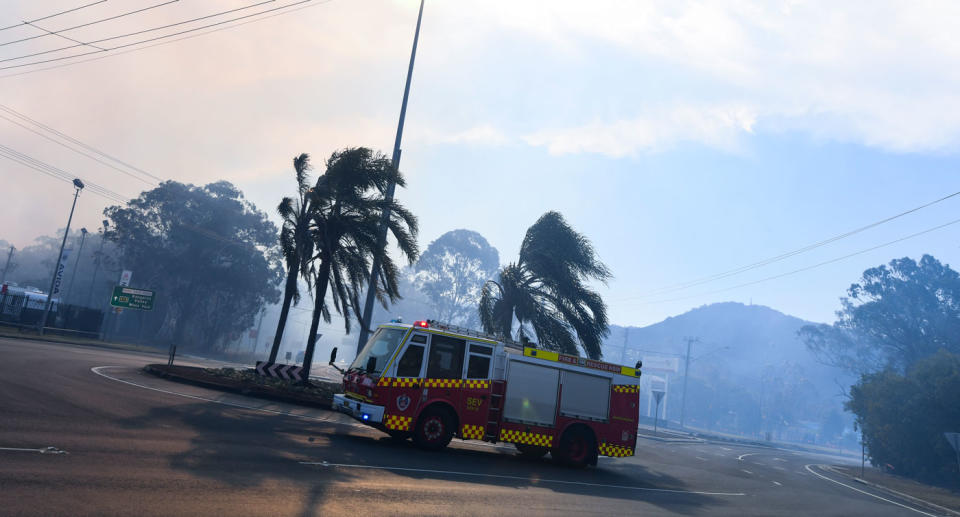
[40,178,84,335]
[357,0,425,353]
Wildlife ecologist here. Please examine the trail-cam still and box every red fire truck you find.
[332,320,642,466]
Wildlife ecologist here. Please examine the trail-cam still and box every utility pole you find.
[40,179,84,335]
[85,220,109,308]
[1,245,14,283]
[357,0,425,354]
[679,336,700,429]
[64,227,87,306]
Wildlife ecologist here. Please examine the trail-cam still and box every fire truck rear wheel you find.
[514,444,549,458]
[556,427,596,467]
[413,407,454,451]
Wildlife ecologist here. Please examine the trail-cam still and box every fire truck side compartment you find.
[503,360,560,427]
[558,370,611,422]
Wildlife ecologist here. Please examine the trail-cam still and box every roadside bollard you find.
[168,343,177,366]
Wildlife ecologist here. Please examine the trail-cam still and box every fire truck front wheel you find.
[413,407,455,451]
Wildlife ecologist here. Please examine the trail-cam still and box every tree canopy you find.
[800,254,960,374]
[105,180,282,350]
[413,229,499,329]
[480,211,610,359]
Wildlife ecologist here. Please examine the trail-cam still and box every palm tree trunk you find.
[301,258,332,381]
[268,265,299,363]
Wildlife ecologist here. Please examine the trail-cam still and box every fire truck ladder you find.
[485,380,506,441]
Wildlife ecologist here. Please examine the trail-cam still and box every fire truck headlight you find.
[362,413,370,421]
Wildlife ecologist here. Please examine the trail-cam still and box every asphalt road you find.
[0,337,949,517]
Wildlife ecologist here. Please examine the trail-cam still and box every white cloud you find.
[523,104,757,156]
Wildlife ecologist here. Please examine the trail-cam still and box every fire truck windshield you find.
[349,327,407,376]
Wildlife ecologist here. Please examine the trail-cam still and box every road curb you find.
[822,464,960,517]
[0,330,165,356]
[142,364,335,410]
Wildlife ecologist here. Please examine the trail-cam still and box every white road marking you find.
[720,447,733,451]
[0,446,67,454]
[695,456,708,461]
[772,481,782,486]
[741,469,753,475]
[300,461,747,496]
[773,457,786,462]
[804,464,939,517]
[773,466,786,471]
[737,453,758,461]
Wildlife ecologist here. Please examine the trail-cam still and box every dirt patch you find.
[144,364,341,409]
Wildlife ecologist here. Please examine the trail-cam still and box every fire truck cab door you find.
[386,333,429,422]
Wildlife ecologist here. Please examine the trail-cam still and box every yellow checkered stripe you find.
[612,384,640,393]
[422,378,463,388]
[461,424,485,440]
[598,442,634,457]
[499,428,554,447]
[384,414,412,431]
[377,378,491,389]
[464,379,490,389]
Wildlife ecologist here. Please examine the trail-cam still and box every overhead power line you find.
[0,1,179,47]
[0,0,330,79]
[0,1,107,32]
[625,189,960,299]
[0,0,287,67]
[0,103,161,183]
[0,144,129,203]
[636,216,960,305]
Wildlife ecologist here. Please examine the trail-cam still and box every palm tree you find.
[479,211,611,359]
[300,148,419,379]
[267,153,314,364]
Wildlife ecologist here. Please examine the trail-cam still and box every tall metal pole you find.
[357,0,425,353]
[679,336,698,429]
[40,179,84,334]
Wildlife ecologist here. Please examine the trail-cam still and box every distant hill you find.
[604,302,855,439]
[605,302,820,378]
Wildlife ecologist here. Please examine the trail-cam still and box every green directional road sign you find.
[110,285,155,310]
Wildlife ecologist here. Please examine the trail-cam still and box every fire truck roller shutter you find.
[559,370,611,422]
[503,361,559,427]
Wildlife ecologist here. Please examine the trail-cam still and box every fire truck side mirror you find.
[329,347,338,365]
[635,360,642,370]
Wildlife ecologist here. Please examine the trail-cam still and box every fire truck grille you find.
[612,385,640,393]
[460,424,485,440]
[384,414,412,431]
[598,442,634,457]
[499,428,554,448]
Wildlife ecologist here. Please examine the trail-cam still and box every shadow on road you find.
[118,401,724,515]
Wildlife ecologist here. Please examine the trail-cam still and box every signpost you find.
[945,432,960,477]
[110,286,155,311]
[653,390,665,435]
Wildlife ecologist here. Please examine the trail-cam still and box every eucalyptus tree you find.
[300,148,419,379]
[479,211,611,359]
[267,153,315,364]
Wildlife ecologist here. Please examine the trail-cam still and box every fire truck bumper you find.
[333,394,385,424]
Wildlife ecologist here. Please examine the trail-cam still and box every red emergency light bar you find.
[413,320,429,328]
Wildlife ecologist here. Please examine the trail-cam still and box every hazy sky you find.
[3,0,960,328]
